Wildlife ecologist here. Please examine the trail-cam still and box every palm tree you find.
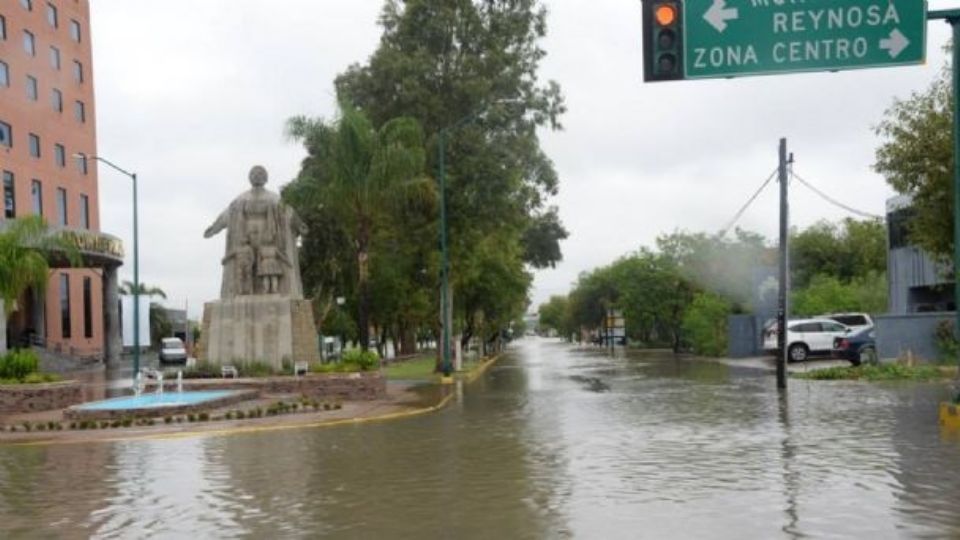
[287,103,430,350]
[119,280,167,299]
[0,216,80,354]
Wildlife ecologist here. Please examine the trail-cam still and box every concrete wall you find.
[165,371,386,402]
[0,381,83,414]
[875,312,954,362]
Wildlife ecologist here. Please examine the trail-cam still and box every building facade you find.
[1,0,122,362]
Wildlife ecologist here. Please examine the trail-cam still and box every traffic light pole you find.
[776,138,790,391]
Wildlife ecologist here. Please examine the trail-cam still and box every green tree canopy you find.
[285,103,431,351]
[875,56,953,260]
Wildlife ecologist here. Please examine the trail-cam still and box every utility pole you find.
[776,138,790,390]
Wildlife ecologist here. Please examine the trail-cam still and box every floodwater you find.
[2,338,959,539]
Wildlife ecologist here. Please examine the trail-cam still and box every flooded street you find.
[2,337,959,539]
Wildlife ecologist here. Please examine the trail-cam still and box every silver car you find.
[158,337,188,365]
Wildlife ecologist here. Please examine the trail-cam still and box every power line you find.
[718,167,779,237]
[790,170,884,220]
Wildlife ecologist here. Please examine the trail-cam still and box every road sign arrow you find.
[880,28,910,59]
[704,0,739,33]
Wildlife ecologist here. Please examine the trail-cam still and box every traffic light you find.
[643,0,684,82]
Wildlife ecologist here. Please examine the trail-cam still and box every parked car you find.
[158,337,188,365]
[818,313,874,332]
[833,326,877,366]
[763,318,851,362]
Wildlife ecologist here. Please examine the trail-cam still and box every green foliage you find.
[791,272,887,317]
[0,217,82,352]
[241,362,276,378]
[323,0,566,359]
[935,320,959,364]
[875,58,953,260]
[682,293,731,357]
[286,103,430,351]
[794,363,947,381]
[791,219,886,289]
[310,362,364,374]
[538,295,571,336]
[0,349,40,381]
[341,349,380,371]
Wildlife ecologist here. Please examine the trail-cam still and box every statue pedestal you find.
[198,296,318,370]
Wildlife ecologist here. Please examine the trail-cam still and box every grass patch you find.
[794,362,952,381]
[384,354,440,380]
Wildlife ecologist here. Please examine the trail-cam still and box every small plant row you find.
[0,398,344,434]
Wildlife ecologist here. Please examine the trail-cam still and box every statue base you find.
[197,296,318,370]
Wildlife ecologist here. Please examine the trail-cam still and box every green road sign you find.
[683,0,927,80]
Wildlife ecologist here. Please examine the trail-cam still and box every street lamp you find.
[73,153,140,385]
[437,99,519,377]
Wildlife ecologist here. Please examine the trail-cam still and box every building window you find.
[72,60,83,83]
[79,194,89,229]
[21,0,32,11]
[74,100,85,123]
[69,19,80,42]
[54,143,65,167]
[45,2,56,28]
[28,133,40,158]
[51,88,62,112]
[75,154,88,175]
[0,121,11,148]
[83,277,92,339]
[55,187,66,226]
[49,46,60,70]
[26,75,37,100]
[22,30,34,56]
[0,15,6,41]
[31,179,41,216]
[60,274,71,339]
[2,171,14,219]
[0,61,8,87]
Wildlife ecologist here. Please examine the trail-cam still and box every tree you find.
[791,218,886,288]
[119,280,167,299]
[682,292,731,357]
[875,55,953,260]
[286,103,430,351]
[0,217,80,354]
[335,0,567,360]
[538,295,570,337]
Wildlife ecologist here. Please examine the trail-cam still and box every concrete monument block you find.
[197,166,319,368]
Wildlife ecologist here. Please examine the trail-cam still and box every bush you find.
[935,320,959,364]
[241,362,276,378]
[682,292,731,357]
[0,349,40,381]
[341,349,379,371]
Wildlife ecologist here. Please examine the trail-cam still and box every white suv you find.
[763,318,851,362]
[817,313,874,332]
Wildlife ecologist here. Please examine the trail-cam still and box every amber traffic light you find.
[643,0,684,82]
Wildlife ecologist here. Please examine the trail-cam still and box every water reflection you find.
[1,338,960,538]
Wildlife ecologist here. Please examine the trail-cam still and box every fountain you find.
[65,368,255,421]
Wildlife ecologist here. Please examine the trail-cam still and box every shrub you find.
[342,349,379,371]
[935,320,959,364]
[0,349,39,380]
[241,362,277,378]
[182,362,222,379]
[164,416,173,424]
[681,292,731,357]
[198,412,210,422]
[22,372,62,384]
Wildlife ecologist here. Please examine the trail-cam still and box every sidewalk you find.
[714,355,855,374]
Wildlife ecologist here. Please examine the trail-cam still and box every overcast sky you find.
[89,1,955,318]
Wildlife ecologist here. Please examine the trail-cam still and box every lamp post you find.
[437,99,519,377]
[74,153,139,385]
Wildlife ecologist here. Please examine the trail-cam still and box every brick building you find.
[1,0,123,363]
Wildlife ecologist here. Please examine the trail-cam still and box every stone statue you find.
[203,165,306,299]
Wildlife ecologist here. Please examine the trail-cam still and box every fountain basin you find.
[64,390,257,421]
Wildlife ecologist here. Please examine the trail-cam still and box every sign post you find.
[682,0,927,80]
